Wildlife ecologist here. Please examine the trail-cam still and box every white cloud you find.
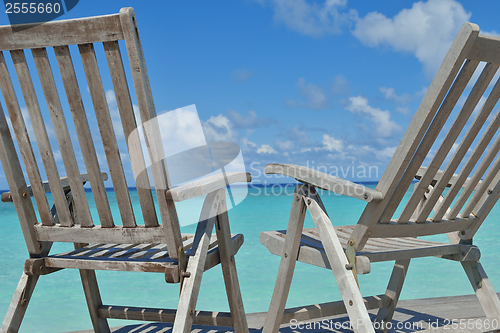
[352,0,471,75]
[286,77,329,109]
[380,87,412,104]
[241,137,257,150]
[257,144,277,154]
[321,134,343,152]
[374,146,397,161]
[269,0,356,36]
[275,139,295,151]
[346,95,402,137]
[202,114,238,143]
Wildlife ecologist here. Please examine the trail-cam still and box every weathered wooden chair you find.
[0,8,250,333]
[260,23,500,333]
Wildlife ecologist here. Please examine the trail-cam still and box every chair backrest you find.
[352,23,500,247]
[0,8,184,258]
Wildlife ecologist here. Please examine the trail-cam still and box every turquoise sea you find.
[1,184,500,332]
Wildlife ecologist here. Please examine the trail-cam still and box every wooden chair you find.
[0,8,250,333]
[260,23,500,333]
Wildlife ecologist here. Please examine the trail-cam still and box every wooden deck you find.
[68,293,500,333]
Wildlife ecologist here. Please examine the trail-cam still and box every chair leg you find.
[79,269,110,333]
[375,259,410,333]
[173,190,221,333]
[306,189,375,333]
[215,195,249,333]
[1,272,39,333]
[74,243,110,333]
[262,185,308,333]
[462,261,500,320]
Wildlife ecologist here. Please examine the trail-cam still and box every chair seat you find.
[260,226,478,268]
[42,233,244,275]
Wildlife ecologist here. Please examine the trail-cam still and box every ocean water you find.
[1,184,500,332]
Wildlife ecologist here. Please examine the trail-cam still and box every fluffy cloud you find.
[380,87,412,104]
[257,144,277,153]
[275,139,295,151]
[202,114,238,143]
[268,0,356,36]
[286,77,330,109]
[321,134,343,152]
[346,95,402,137]
[352,0,471,75]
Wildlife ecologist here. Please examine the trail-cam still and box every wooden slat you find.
[0,51,53,226]
[0,14,123,51]
[34,224,166,244]
[399,62,497,223]
[0,103,41,254]
[462,156,500,218]
[31,47,93,227]
[431,76,500,222]
[53,45,115,228]
[120,7,182,257]
[370,217,475,238]
[103,40,158,226]
[98,306,233,327]
[351,23,479,249]
[468,34,500,64]
[8,50,72,226]
[444,110,500,220]
[78,43,136,227]
[382,59,479,224]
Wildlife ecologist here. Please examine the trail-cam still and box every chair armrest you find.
[265,163,383,202]
[1,172,108,203]
[167,172,251,202]
[415,167,481,190]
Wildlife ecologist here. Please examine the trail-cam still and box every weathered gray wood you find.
[370,217,474,238]
[351,23,479,248]
[375,259,410,333]
[305,191,375,333]
[265,164,383,202]
[173,190,222,333]
[399,62,497,223]
[0,273,39,333]
[0,13,123,51]
[462,261,500,320]
[78,42,136,228]
[1,173,107,203]
[262,185,308,333]
[382,58,479,224]
[260,229,469,264]
[215,190,249,333]
[119,6,182,257]
[445,109,500,220]
[75,243,111,333]
[53,45,114,228]
[168,172,251,202]
[31,47,93,227]
[468,34,500,64]
[103,40,158,227]
[0,51,54,227]
[0,103,42,253]
[414,167,481,190]
[34,224,168,244]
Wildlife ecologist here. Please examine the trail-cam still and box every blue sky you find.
[0,0,498,188]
